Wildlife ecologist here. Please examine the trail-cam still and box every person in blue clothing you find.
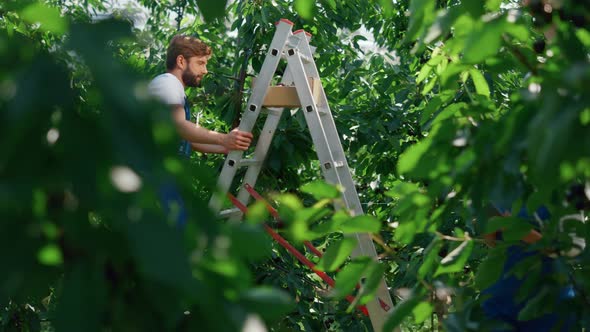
[148,35,253,226]
[482,204,577,331]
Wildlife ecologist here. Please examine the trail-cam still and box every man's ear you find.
[176,55,185,69]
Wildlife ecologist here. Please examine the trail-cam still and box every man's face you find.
[182,55,208,88]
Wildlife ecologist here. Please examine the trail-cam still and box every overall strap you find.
[178,97,192,157]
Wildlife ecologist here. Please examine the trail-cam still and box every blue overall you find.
[157,98,191,228]
[482,206,575,331]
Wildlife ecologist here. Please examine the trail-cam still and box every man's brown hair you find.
[166,35,212,70]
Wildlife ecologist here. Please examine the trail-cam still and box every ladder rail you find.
[232,59,302,198]
[285,34,395,332]
[230,34,308,218]
[209,20,294,213]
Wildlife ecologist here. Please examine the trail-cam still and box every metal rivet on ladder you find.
[228,160,235,167]
[271,49,279,56]
[324,162,332,170]
[249,104,257,112]
[306,105,313,112]
[287,49,295,56]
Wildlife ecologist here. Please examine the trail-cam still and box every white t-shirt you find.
[148,73,185,106]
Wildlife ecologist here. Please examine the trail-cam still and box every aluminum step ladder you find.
[208,18,394,332]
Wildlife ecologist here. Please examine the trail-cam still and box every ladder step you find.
[282,52,312,64]
[260,108,282,116]
[226,158,261,168]
[219,207,242,218]
[238,158,260,167]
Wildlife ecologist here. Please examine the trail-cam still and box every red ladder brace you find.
[226,193,369,316]
[241,183,391,312]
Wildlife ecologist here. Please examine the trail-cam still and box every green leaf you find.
[405,0,436,42]
[383,294,422,332]
[469,69,490,97]
[356,260,386,305]
[475,247,506,289]
[413,301,434,324]
[276,193,303,223]
[238,287,295,322]
[434,239,474,276]
[517,287,550,321]
[505,22,530,42]
[245,200,269,225]
[461,0,485,17]
[316,237,357,272]
[420,96,443,125]
[20,3,67,35]
[463,18,506,63]
[424,7,462,44]
[418,238,443,279]
[295,0,314,19]
[196,0,228,22]
[230,224,271,260]
[127,221,193,290]
[289,207,331,241]
[576,29,590,47]
[431,102,467,126]
[485,0,502,11]
[300,181,340,199]
[32,189,46,218]
[397,138,433,175]
[339,215,381,234]
[422,75,438,95]
[38,244,63,266]
[486,216,533,242]
[379,0,394,16]
[416,62,435,84]
[333,257,371,299]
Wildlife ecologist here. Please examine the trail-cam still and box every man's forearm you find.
[175,119,224,145]
[191,142,227,154]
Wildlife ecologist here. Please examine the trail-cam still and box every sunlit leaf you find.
[356,260,386,305]
[339,215,381,234]
[397,139,433,175]
[38,244,63,266]
[418,237,442,279]
[20,3,67,35]
[316,237,357,272]
[245,200,269,225]
[434,239,473,276]
[413,301,433,324]
[300,181,340,199]
[333,257,371,299]
[295,0,314,19]
[463,18,506,63]
[469,68,490,97]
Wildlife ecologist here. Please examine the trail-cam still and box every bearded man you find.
[149,35,252,157]
[148,36,253,228]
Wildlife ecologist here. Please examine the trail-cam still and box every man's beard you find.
[182,69,201,87]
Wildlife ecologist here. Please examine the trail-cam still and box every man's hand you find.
[221,128,253,151]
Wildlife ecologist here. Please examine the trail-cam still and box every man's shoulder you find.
[148,73,185,106]
[150,73,182,86]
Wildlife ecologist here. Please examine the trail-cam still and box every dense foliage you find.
[1,0,589,331]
